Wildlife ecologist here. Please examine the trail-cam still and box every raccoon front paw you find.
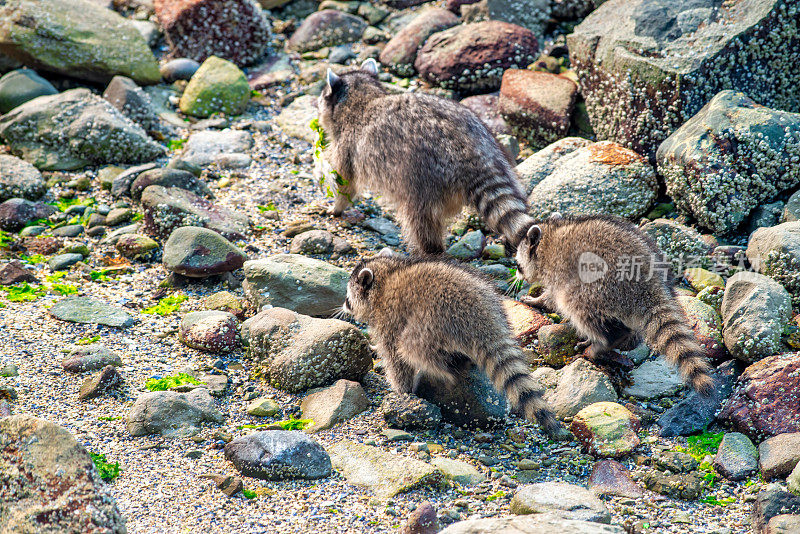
[520,295,549,309]
[327,207,344,217]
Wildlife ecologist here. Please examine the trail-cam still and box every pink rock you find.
[380,9,458,77]
[587,459,644,498]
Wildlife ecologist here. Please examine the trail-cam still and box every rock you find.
[503,299,553,344]
[52,225,84,238]
[0,260,37,285]
[204,290,245,320]
[446,230,484,260]
[641,471,704,500]
[380,9,459,77]
[414,360,508,429]
[544,358,618,419]
[510,482,611,523]
[440,515,625,534]
[141,185,249,240]
[154,0,270,66]
[300,379,369,432]
[587,459,644,498]
[567,0,800,158]
[180,129,254,168]
[0,88,165,171]
[240,307,372,393]
[48,252,82,271]
[759,433,800,480]
[206,473,243,497]
[246,397,279,417]
[430,458,486,486]
[288,10,366,53]
[62,344,123,373]
[677,295,725,361]
[0,0,160,84]
[721,271,791,362]
[748,201,786,234]
[160,58,201,82]
[383,428,413,442]
[537,323,579,367]
[414,21,539,94]
[460,94,511,137]
[766,515,800,534]
[719,352,800,441]
[748,222,800,305]
[401,502,440,534]
[78,365,122,400]
[224,430,331,480]
[789,463,800,495]
[179,311,239,353]
[752,486,800,534]
[622,356,684,399]
[126,388,224,437]
[290,229,336,255]
[570,402,640,458]
[0,69,57,114]
[0,198,55,231]
[115,233,159,260]
[179,56,250,118]
[499,70,578,147]
[515,137,591,194]
[655,451,697,474]
[640,218,713,274]
[328,440,445,499]
[275,94,318,143]
[242,254,348,316]
[49,296,134,328]
[132,169,210,201]
[381,392,442,430]
[105,208,133,227]
[103,75,161,135]
[110,162,158,198]
[658,92,800,234]
[713,432,758,481]
[163,226,247,278]
[527,140,657,220]
[0,415,126,533]
[481,0,550,35]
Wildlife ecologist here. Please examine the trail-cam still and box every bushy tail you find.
[472,175,533,248]
[473,337,565,438]
[641,298,715,395]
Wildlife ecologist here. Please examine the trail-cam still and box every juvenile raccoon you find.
[317,59,533,255]
[515,214,714,394]
[343,250,569,439]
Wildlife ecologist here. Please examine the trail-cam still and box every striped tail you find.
[471,173,534,249]
[474,337,567,439]
[641,298,715,395]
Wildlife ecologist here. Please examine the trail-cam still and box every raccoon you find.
[342,249,570,439]
[317,59,533,255]
[515,214,715,394]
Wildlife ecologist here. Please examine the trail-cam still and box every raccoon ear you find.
[377,247,393,258]
[357,267,374,288]
[326,69,342,92]
[361,58,379,76]
[549,212,563,221]
[526,225,541,247]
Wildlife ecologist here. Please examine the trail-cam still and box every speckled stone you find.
[0,154,46,202]
[179,311,239,353]
[510,481,611,522]
[224,430,331,480]
[287,10,366,53]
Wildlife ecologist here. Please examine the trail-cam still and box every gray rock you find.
[126,388,224,437]
[516,138,594,193]
[224,430,331,480]
[160,58,201,83]
[290,229,336,255]
[48,252,83,271]
[179,311,239,353]
[275,94,318,143]
[747,222,800,305]
[131,168,210,202]
[713,432,758,481]
[759,433,800,480]
[483,0,550,35]
[430,458,486,486]
[659,91,800,234]
[0,198,55,231]
[240,307,372,393]
[103,75,162,135]
[440,515,625,534]
[49,296,135,328]
[180,129,254,169]
[640,217,713,274]
[567,0,800,157]
[544,358,618,419]
[328,440,445,499]
[766,515,800,534]
[447,230,484,260]
[789,462,800,495]
[52,224,84,238]
[0,68,57,114]
[747,201,785,234]
[752,486,800,534]
[0,415,126,533]
[783,190,800,223]
[0,88,165,171]
[527,140,657,220]
[110,162,158,198]
[242,254,348,316]
[622,356,684,399]
[300,379,369,432]
[78,365,121,400]
[115,233,158,260]
[0,154,45,202]
[163,226,247,278]
[381,392,442,430]
[510,482,611,523]
[62,344,122,373]
[721,271,791,362]
[287,10,367,53]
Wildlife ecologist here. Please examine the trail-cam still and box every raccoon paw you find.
[520,295,549,310]
[327,207,344,217]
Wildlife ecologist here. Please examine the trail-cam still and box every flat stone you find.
[49,296,134,328]
[300,379,369,432]
[126,388,224,437]
[115,234,159,260]
[439,515,625,534]
[224,430,331,480]
[543,359,618,420]
[430,457,486,486]
[502,299,553,344]
[62,344,123,373]
[587,459,644,498]
[0,260,37,285]
[510,481,611,523]
[130,168,210,202]
[641,471,704,500]
[246,397,280,417]
[622,357,684,399]
[180,129,254,168]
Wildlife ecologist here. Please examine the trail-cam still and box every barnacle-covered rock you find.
[414,21,539,94]
[0,154,45,202]
[154,0,271,66]
[525,140,657,220]
[568,0,800,157]
[479,0,551,36]
[379,8,458,77]
[460,94,512,137]
[640,218,714,274]
[658,91,800,234]
[287,10,366,53]
[747,222,800,305]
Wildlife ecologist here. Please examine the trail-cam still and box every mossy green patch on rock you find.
[179,56,250,118]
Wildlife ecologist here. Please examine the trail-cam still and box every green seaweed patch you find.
[145,372,203,391]
[242,488,257,499]
[677,432,723,461]
[485,490,506,502]
[1,283,46,302]
[700,495,735,506]
[310,118,350,201]
[0,230,14,248]
[90,269,117,282]
[76,335,101,345]
[97,415,122,421]
[89,452,121,482]
[167,138,186,151]
[51,283,78,296]
[53,197,96,213]
[20,254,46,264]
[141,294,187,315]
[257,202,278,213]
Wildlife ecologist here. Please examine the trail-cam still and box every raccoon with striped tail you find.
[317,59,533,255]
[514,214,715,395]
[342,249,571,440]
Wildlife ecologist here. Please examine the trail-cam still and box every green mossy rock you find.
[179,56,250,118]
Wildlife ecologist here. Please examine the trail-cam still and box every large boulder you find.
[0,415,126,533]
[154,0,271,66]
[0,88,165,171]
[414,21,539,95]
[179,56,250,118]
[567,0,800,157]
[747,222,800,305]
[0,0,160,84]
[526,140,658,220]
[224,430,331,480]
[380,9,459,77]
[720,271,791,363]
[658,91,800,234]
[287,10,367,53]
[515,137,592,194]
[0,68,57,113]
[240,307,372,393]
[126,388,224,437]
[639,217,714,274]
[242,254,348,316]
[163,226,247,278]
[712,432,759,481]
[0,154,45,202]
[718,352,800,441]
[758,433,800,480]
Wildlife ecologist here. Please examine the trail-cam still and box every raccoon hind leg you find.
[399,204,446,256]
